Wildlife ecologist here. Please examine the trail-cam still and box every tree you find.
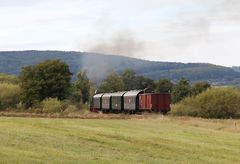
[134,76,156,91]
[74,70,91,103]
[192,81,211,96]
[19,66,40,107]
[156,78,173,93]
[99,70,156,92]
[99,72,124,93]
[121,69,136,91]
[121,69,156,91]
[172,78,192,103]
[20,60,72,107]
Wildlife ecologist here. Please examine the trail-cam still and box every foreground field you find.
[0,116,239,163]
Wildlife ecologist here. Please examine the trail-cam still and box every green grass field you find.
[0,116,239,163]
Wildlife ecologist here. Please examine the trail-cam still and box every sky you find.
[0,0,240,66]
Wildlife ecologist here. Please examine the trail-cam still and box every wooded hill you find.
[233,66,240,72]
[0,50,239,85]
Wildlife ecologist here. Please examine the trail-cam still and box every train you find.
[90,90,171,114]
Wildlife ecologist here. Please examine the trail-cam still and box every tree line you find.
[0,59,211,111]
[98,69,211,104]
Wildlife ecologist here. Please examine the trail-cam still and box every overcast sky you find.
[0,0,240,66]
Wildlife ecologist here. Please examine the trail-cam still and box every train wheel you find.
[137,111,142,115]
[162,111,167,115]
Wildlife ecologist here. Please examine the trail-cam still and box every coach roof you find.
[102,93,113,98]
[124,90,143,97]
[111,91,127,97]
[93,93,104,98]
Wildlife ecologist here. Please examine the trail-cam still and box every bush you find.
[41,98,64,113]
[63,105,79,113]
[0,83,21,109]
[191,81,211,96]
[171,88,240,119]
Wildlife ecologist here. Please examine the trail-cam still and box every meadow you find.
[0,116,239,164]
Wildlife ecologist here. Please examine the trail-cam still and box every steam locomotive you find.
[90,90,171,114]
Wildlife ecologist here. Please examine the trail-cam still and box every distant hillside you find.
[232,66,240,72]
[0,50,240,85]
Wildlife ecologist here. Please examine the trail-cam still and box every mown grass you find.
[0,116,239,163]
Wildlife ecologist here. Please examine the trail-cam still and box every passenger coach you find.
[90,90,171,114]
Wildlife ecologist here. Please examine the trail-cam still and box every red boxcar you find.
[139,93,171,113]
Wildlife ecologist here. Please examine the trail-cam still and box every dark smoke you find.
[85,30,145,58]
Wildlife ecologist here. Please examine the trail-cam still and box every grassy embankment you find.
[0,116,239,163]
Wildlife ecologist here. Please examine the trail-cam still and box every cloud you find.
[216,0,240,21]
[0,0,43,7]
[154,0,240,59]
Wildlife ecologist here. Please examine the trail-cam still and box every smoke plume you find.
[84,30,145,58]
